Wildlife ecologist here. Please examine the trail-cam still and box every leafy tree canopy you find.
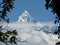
[45,0,60,24]
[0,0,18,45]
[0,0,15,23]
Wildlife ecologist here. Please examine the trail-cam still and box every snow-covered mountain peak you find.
[17,10,33,22]
[22,10,30,16]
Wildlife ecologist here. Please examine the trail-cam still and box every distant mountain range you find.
[2,10,59,45]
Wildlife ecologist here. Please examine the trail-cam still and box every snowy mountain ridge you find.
[17,11,32,22]
[17,10,37,23]
[1,11,60,45]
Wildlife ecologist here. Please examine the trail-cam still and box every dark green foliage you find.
[0,0,15,23]
[45,0,60,45]
[10,36,17,44]
[0,26,17,45]
[45,0,60,24]
[54,24,60,38]
[45,0,60,39]
[56,42,60,45]
[0,0,18,45]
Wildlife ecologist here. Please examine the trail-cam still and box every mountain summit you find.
[17,10,37,23]
[17,10,32,22]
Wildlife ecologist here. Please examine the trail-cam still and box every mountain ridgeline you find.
[17,11,37,23]
[6,10,59,45]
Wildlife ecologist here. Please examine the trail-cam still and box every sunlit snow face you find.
[23,10,29,16]
[17,10,32,22]
[20,10,30,18]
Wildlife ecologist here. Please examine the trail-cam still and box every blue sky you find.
[7,0,56,22]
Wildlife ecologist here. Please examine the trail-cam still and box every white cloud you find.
[7,22,60,45]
